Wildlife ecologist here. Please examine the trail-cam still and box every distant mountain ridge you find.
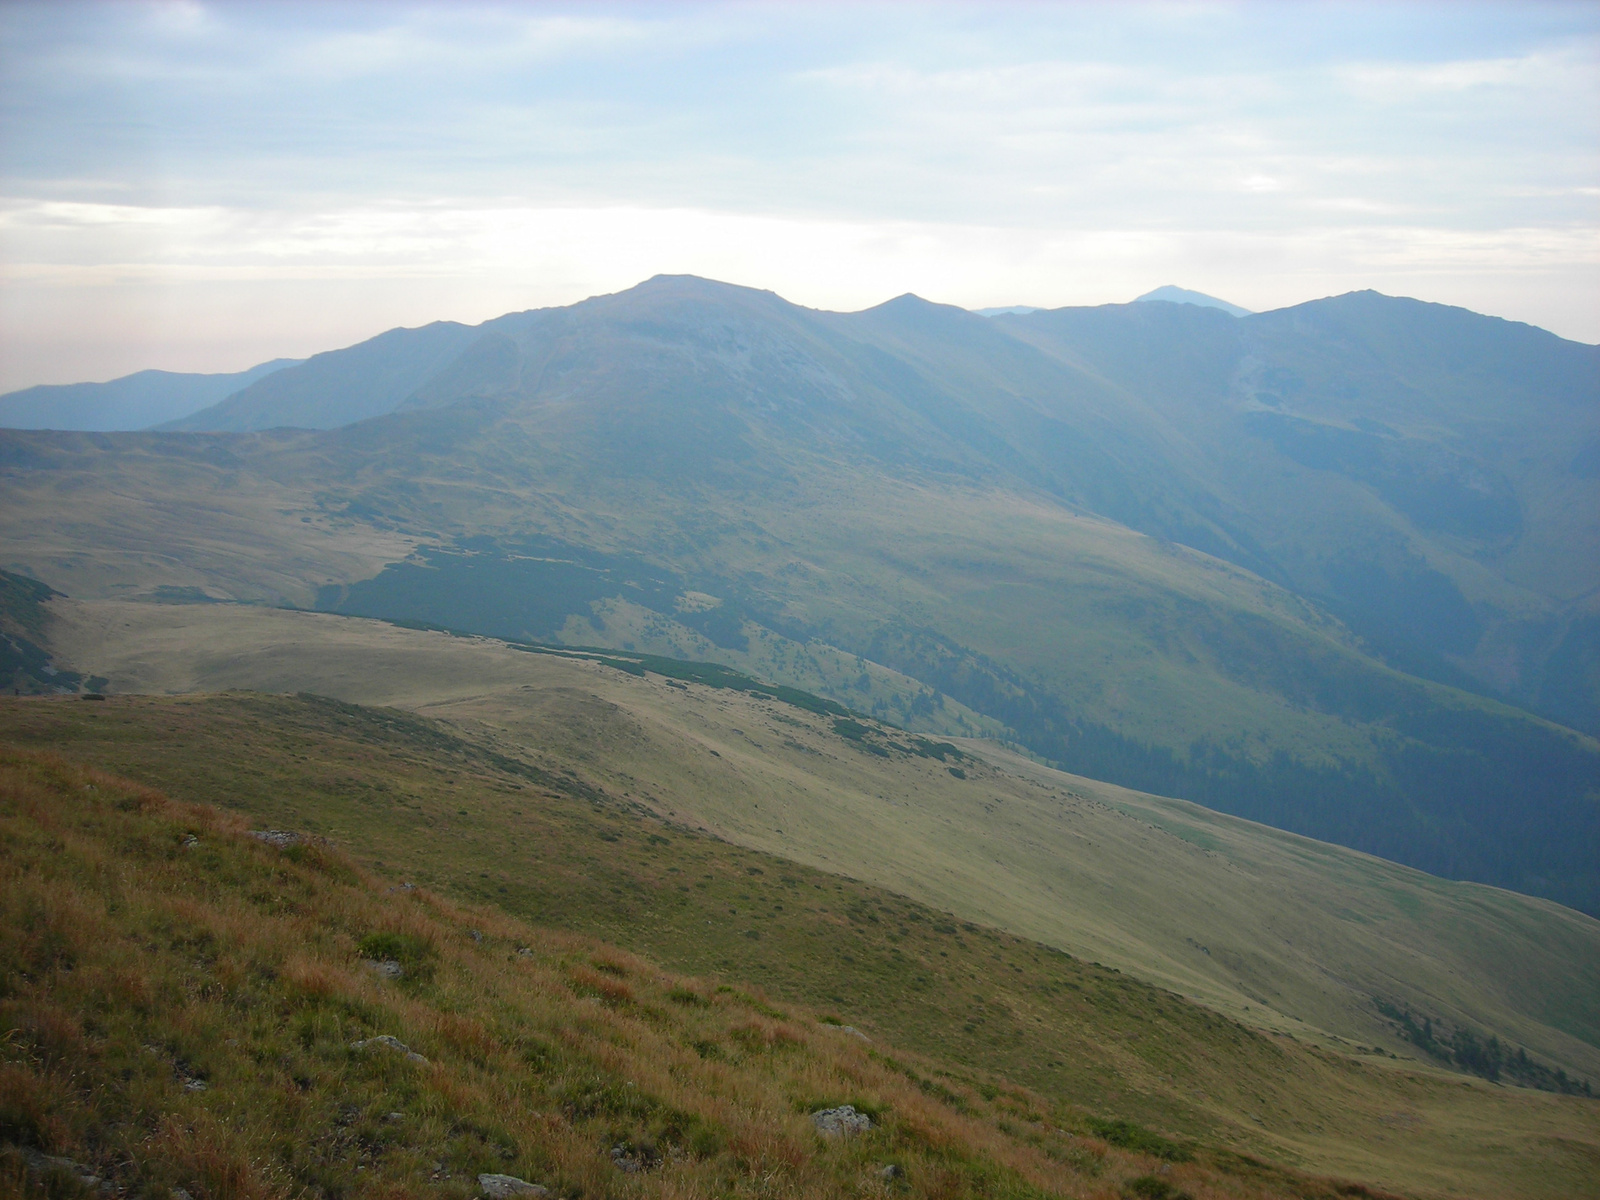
[159,322,476,432]
[1134,284,1252,315]
[3,275,1596,914]
[0,358,300,431]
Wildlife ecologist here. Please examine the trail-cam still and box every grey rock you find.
[172,1190,195,1200]
[364,958,404,979]
[879,1162,904,1180]
[247,829,300,847]
[181,834,199,849]
[822,1023,870,1041]
[183,1078,209,1091]
[15,1148,103,1192]
[477,1173,549,1197]
[609,1143,654,1173]
[812,1104,872,1136]
[351,1034,430,1066]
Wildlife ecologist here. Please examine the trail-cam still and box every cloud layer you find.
[1,1,1596,388]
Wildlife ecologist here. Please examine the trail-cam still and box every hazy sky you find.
[1,0,1596,389]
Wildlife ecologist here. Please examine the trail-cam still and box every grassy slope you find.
[5,747,1367,1200]
[11,611,1598,1196]
[41,599,1600,1087]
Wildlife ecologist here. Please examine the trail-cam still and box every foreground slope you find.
[7,747,1355,1200]
[2,280,1595,915]
[39,600,1600,1086]
[5,690,1598,1200]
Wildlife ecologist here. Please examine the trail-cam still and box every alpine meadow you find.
[2,4,1598,1200]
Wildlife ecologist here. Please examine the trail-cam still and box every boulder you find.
[812,1104,873,1136]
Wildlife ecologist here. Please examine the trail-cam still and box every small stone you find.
[469,929,483,943]
[516,946,532,957]
[385,1111,404,1122]
[172,1189,195,1200]
[181,835,199,849]
[609,1141,658,1173]
[812,1104,872,1136]
[878,1163,904,1180]
[364,958,404,979]
[477,1173,549,1197]
[18,1149,101,1192]
[351,1034,429,1065]
[822,1023,870,1041]
[183,1078,209,1091]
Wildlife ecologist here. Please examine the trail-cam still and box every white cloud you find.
[0,1,1595,388]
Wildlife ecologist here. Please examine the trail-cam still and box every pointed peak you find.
[1134,286,1251,317]
[861,292,977,319]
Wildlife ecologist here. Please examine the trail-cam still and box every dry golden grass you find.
[0,746,1404,1200]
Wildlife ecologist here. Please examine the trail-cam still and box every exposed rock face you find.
[811,1104,872,1136]
[477,1173,549,1197]
[351,1034,429,1065]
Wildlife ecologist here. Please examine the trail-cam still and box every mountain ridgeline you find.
[0,358,299,431]
[2,275,1596,914]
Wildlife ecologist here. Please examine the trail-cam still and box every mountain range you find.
[0,357,300,431]
[1,274,1596,917]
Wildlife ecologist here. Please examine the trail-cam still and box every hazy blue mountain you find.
[131,277,1600,732]
[0,358,299,431]
[1134,284,1252,315]
[162,321,480,431]
[994,293,1600,731]
[974,305,1042,316]
[121,277,1600,733]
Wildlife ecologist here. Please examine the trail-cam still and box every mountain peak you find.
[1134,286,1251,317]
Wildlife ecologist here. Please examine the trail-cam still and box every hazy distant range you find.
[0,286,1237,432]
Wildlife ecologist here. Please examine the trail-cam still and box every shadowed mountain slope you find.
[162,321,479,431]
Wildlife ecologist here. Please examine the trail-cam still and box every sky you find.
[0,1,1596,390]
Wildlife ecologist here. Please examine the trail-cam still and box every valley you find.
[3,279,1595,916]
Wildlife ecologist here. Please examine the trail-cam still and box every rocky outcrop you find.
[811,1104,872,1136]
